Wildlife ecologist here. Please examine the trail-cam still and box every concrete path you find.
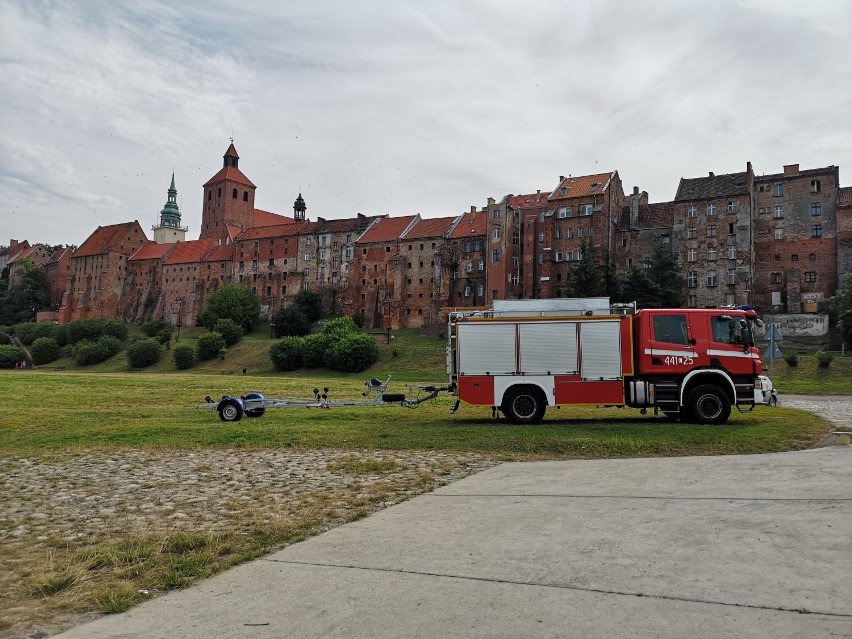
[57,447,852,639]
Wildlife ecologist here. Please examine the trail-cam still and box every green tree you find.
[199,284,260,333]
[196,332,227,361]
[271,305,312,337]
[618,265,661,309]
[212,318,243,346]
[0,260,50,324]
[30,337,60,365]
[647,241,686,308]
[293,290,323,322]
[566,240,605,297]
[829,272,852,350]
[270,337,303,371]
[0,345,25,368]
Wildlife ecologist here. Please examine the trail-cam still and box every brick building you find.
[839,186,852,284]
[448,207,487,307]
[615,188,676,272]
[7,244,51,286]
[122,242,174,322]
[42,246,73,309]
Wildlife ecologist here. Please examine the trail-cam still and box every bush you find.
[0,332,9,345]
[141,319,173,345]
[325,333,379,372]
[31,337,60,365]
[102,319,129,341]
[270,337,303,371]
[815,350,833,369]
[199,284,260,333]
[300,333,334,368]
[13,322,39,345]
[71,335,122,366]
[173,344,195,370]
[321,316,359,336]
[292,290,323,322]
[62,318,127,345]
[783,353,799,367]
[127,338,163,368]
[0,345,25,368]
[212,318,243,346]
[272,306,312,337]
[196,332,227,361]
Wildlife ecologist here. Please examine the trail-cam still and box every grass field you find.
[1,327,848,635]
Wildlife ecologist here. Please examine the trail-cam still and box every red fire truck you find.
[448,298,775,425]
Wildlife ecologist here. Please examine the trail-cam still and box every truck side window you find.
[712,317,742,344]
[653,315,688,345]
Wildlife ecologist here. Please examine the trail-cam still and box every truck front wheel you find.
[502,387,546,425]
[687,385,731,425]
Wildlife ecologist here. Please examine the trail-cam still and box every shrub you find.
[12,322,56,345]
[127,338,163,368]
[301,333,334,368]
[321,316,359,336]
[212,318,243,346]
[141,319,173,344]
[270,337,303,371]
[196,332,227,361]
[272,306,311,337]
[199,284,260,333]
[783,352,799,367]
[0,345,25,368]
[102,319,129,341]
[173,344,195,370]
[325,333,379,372]
[815,350,833,369]
[62,318,126,345]
[71,335,121,366]
[292,290,323,322]
[31,337,60,365]
[0,332,9,345]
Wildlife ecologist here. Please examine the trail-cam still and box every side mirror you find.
[755,319,765,328]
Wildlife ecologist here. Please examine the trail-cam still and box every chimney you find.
[470,206,476,214]
[709,172,715,177]
[630,188,640,228]
[559,176,565,183]
[10,239,18,248]
[317,216,326,224]
[633,186,639,195]
[783,164,799,176]
[536,189,541,202]
[487,197,495,206]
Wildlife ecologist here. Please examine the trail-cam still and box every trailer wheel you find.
[502,387,546,425]
[687,385,730,425]
[244,408,265,418]
[218,400,244,422]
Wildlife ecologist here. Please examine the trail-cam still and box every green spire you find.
[159,173,182,228]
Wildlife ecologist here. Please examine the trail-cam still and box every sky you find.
[2,0,851,247]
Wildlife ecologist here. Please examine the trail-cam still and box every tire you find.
[768,394,778,407]
[218,399,244,422]
[501,386,546,425]
[381,393,406,403]
[687,384,731,425]
[244,408,265,418]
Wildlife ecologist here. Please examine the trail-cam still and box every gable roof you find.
[616,202,677,231]
[8,245,46,265]
[203,166,256,188]
[506,191,549,209]
[449,210,487,239]
[44,246,71,265]
[254,209,295,227]
[163,239,215,265]
[237,222,308,241]
[402,216,458,240]
[357,215,419,244]
[307,215,383,234]
[74,222,143,258]
[129,242,173,261]
[203,243,235,262]
[675,171,749,201]
[549,172,614,201]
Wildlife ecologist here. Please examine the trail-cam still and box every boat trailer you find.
[196,375,453,422]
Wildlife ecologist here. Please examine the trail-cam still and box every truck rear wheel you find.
[687,385,730,425]
[502,387,546,425]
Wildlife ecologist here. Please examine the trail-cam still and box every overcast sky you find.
[2,0,851,247]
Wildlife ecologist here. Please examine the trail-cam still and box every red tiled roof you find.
[203,243,235,262]
[548,172,614,201]
[357,215,418,244]
[164,239,215,265]
[224,143,239,160]
[203,166,256,188]
[254,209,295,227]
[3,240,31,261]
[44,247,70,265]
[129,242,172,261]
[449,210,486,239]
[237,222,308,241]
[9,245,43,265]
[402,216,457,240]
[74,222,142,258]
[675,171,748,201]
[506,192,549,209]
[227,225,242,240]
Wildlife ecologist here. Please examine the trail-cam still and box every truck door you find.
[707,314,757,375]
[647,312,697,374]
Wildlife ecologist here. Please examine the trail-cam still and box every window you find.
[306,237,312,245]
[332,257,339,267]
[243,191,248,202]
[493,228,501,240]
[791,254,798,262]
[687,227,697,239]
[555,251,563,262]
[319,249,326,259]
[687,247,697,262]
[621,236,627,246]
[464,240,471,252]
[811,202,822,216]
[707,203,717,216]
[809,253,816,261]
[770,272,782,284]
[239,260,245,271]
[728,245,737,260]
[643,258,652,269]
[687,204,697,218]
[804,271,817,283]
[728,223,736,235]
[466,261,473,273]
[774,228,784,241]
[538,232,544,243]
[811,180,821,193]
[660,233,670,244]
[303,282,309,291]
[473,240,481,251]
[726,293,736,306]
[653,315,688,345]
[464,286,471,297]
[492,250,500,262]
[707,270,718,287]
[477,284,484,296]
[774,253,781,262]
[232,188,238,199]
[539,212,545,223]
[333,242,340,252]
[538,253,544,265]
[558,206,572,218]
[727,268,737,285]
[578,228,584,238]
[478,261,484,271]
[556,229,562,240]
[304,252,311,261]
[711,316,743,344]
[566,250,574,262]
[774,184,783,197]
[707,226,717,237]
[812,224,822,238]
[579,204,593,216]
[707,245,717,261]
[567,228,574,239]
[727,200,737,212]
[687,294,697,307]
[303,268,310,276]
[773,206,783,219]
[560,187,567,195]
[493,209,501,219]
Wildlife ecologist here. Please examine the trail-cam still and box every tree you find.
[566,240,605,297]
[647,241,686,308]
[31,337,60,365]
[212,318,243,346]
[196,332,227,361]
[271,305,311,337]
[293,290,323,322]
[829,272,852,350]
[270,337,303,371]
[0,260,50,325]
[199,284,260,333]
[0,345,25,368]
[618,265,661,309]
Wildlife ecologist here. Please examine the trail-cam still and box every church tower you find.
[200,143,257,241]
[293,193,306,221]
[152,173,188,243]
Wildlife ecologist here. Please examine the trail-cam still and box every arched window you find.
[207,190,212,201]
[243,191,248,202]
[217,187,222,197]
[232,188,238,199]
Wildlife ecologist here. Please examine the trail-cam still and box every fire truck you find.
[448,298,775,425]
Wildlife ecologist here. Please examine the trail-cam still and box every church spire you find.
[293,193,306,221]
[223,142,240,168]
[159,173,181,228]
